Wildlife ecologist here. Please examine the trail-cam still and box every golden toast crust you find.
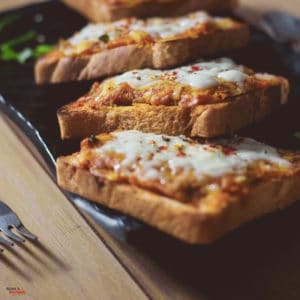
[57,156,300,244]
[57,84,285,139]
[35,22,249,84]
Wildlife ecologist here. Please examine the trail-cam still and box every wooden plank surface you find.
[0,0,45,11]
[0,113,147,300]
[240,0,300,15]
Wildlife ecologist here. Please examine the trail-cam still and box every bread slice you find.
[62,0,239,22]
[56,130,300,244]
[57,58,289,139]
[34,11,249,84]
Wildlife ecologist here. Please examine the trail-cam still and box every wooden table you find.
[0,1,299,300]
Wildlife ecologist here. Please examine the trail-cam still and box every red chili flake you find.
[190,65,202,72]
[176,151,186,157]
[158,146,168,151]
[78,160,90,169]
[208,144,218,149]
[149,140,156,145]
[221,147,236,155]
[80,139,88,148]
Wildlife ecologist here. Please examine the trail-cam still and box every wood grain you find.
[0,113,147,300]
[240,0,300,14]
[0,0,45,12]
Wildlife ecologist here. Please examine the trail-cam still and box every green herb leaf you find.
[99,34,110,43]
[0,14,19,32]
[0,30,36,50]
[33,44,55,58]
[88,135,99,144]
[0,43,54,64]
[0,31,40,64]
[0,21,54,64]
[0,47,18,61]
[0,47,33,64]
[295,132,300,140]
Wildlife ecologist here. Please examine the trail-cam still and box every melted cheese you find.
[130,12,211,39]
[69,24,106,45]
[217,70,249,83]
[112,69,162,88]
[111,58,249,89]
[90,131,290,181]
[68,11,215,45]
[255,73,276,80]
[68,20,128,45]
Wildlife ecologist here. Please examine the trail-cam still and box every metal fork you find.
[0,201,37,251]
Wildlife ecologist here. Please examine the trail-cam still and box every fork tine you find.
[0,236,14,247]
[15,225,37,240]
[1,228,25,243]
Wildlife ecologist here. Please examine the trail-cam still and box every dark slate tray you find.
[1,2,300,299]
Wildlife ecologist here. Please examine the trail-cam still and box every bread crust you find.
[35,23,249,84]
[57,84,284,139]
[62,0,239,22]
[57,156,300,244]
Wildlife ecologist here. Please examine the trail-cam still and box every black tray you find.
[1,2,300,299]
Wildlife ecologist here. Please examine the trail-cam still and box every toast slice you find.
[57,58,289,139]
[35,11,249,84]
[57,130,300,244]
[62,0,239,22]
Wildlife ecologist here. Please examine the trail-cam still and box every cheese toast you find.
[62,0,239,22]
[57,130,300,244]
[35,11,249,84]
[57,58,289,139]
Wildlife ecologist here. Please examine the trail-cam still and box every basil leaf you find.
[0,23,54,63]
[0,47,18,61]
[33,44,55,58]
[0,31,36,50]
[99,34,109,43]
